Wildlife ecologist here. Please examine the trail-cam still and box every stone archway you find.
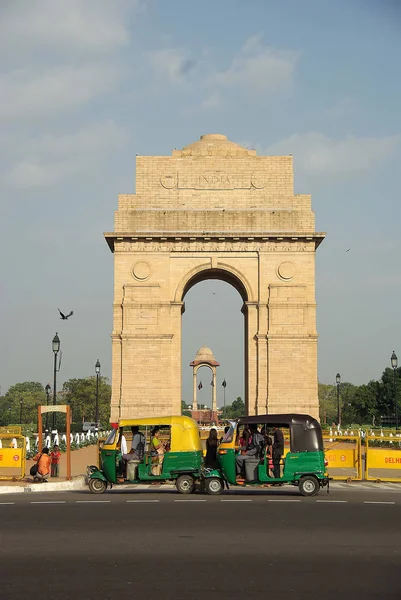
[105,133,325,421]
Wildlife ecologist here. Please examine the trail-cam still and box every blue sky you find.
[0,0,400,407]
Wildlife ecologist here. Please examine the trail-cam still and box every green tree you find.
[318,383,336,425]
[221,396,245,419]
[1,382,46,425]
[62,377,111,425]
[181,400,191,417]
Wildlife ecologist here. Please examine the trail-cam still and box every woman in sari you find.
[151,428,165,476]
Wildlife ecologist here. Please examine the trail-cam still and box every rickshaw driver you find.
[123,426,145,462]
[235,424,265,479]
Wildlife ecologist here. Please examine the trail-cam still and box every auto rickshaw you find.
[87,416,203,494]
[203,413,329,496]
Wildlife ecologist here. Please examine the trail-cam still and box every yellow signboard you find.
[0,448,23,468]
[325,449,355,469]
[367,448,401,469]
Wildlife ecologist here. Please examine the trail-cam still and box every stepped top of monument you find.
[173,133,256,157]
[190,346,220,367]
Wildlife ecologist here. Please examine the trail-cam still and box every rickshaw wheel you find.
[89,478,107,494]
[299,475,319,497]
[205,477,223,496]
[176,474,195,494]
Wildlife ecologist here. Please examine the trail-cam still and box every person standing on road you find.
[50,444,61,478]
[272,427,284,479]
[205,428,219,469]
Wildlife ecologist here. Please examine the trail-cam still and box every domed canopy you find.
[190,346,220,367]
[174,134,256,157]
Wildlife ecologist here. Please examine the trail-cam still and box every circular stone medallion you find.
[132,261,152,281]
[277,261,295,281]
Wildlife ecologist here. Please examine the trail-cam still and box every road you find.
[1,486,401,599]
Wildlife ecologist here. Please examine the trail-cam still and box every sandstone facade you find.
[105,134,325,421]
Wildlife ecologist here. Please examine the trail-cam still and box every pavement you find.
[1,487,401,599]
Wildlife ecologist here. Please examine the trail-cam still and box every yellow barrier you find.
[365,435,401,482]
[323,435,362,481]
[0,434,26,480]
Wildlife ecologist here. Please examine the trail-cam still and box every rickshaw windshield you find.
[104,429,117,445]
[221,421,236,443]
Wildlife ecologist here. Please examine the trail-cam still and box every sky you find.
[0,0,400,407]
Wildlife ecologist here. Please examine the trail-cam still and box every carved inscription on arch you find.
[159,172,265,190]
[115,241,313,253]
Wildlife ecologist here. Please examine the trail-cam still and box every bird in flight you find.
[346,248,351,252]
[58,309,74,320]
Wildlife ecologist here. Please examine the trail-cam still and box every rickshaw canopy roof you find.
[237,413,323,452]
[117,415,202,452]
[237,413,319,429]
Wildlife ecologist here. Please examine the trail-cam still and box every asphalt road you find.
[1,487,401,600]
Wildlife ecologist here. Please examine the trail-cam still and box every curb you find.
[0,475,86,495]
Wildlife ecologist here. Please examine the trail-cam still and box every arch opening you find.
[181,267,249,304]
[181,277,246,418]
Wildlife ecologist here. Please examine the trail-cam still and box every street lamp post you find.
[95,359,101,430]
[391,351,398,430]
[19,398,23,424]
[336,373,341,427]
[52,333,60,431]
[45,384,51,433]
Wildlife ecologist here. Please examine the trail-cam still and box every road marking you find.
[0,502,15,505]
[364,501,396,505]
[316,500,348,503]
[268,499,301,502]
[76,500,111,503]
[221,499,252,502]
[174,499,207,502]
[126,500,160,503]
[31,501,66,504]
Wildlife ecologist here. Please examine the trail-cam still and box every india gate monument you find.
[105,134,325,422]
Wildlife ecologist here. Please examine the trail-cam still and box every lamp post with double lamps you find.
[391,351,398,430]
[336,373,341,427]
[95,359,101,430]
[52,333,61,431]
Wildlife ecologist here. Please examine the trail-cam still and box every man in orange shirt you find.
[32,447,51,483]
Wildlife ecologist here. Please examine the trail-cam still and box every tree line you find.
[0,377,111,428]
[1,363,400,428]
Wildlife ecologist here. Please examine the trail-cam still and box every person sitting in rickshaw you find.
[261,426,273,477]
[151,427,166,476]
[238,424,251,454]
[235,424,265,480]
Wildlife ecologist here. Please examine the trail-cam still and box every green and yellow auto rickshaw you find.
[87,416,203,494]
[203,414,329,496]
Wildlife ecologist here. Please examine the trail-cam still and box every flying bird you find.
[346,248,351,252]
[58,309,74,320]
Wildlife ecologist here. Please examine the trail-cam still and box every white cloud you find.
[201,91,221,110]
[0,0,137,56]
[8,121,128,187]
[267,132,400,175]
[208,34,298,94]
[146,48,197,84]
[0,65,121,121]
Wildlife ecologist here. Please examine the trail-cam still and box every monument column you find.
[192,369,198,410]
